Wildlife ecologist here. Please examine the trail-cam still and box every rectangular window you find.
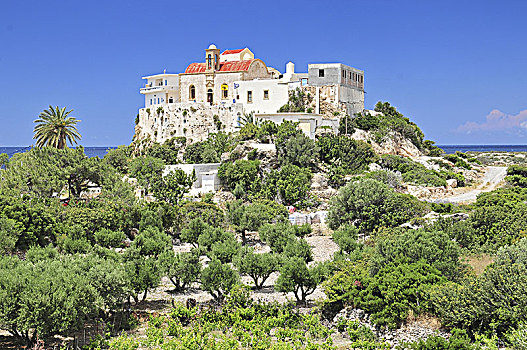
[263,90,269,100]
[301,78,308,86]
[319,69,324,77]
[247,91,253,103]
[164,80,167,85]
[150,99,152,105]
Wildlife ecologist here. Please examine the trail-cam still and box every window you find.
[169,97,173,103]
[301,78,308,86]
[349,71,352,79]
[150,99,152,105]
[263,90,269,100]
[189,85,196,100]
[221,84,229,99]
[207,54,212,69]
[319,69,324,77]
[164,80,167,85]
[247,91,253,103]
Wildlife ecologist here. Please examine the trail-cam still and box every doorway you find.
[207,89,213,104]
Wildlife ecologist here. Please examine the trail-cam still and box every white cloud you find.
[456,109,527,134]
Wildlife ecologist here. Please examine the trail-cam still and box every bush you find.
[283,238,313,263]
[444,154,471,169]
[218,159,261,195]
[506,165,527,187]
[131,226,171,257]
[234,248,279,289]
[327,178,426,233]
[360,261,444,328]
[258,222,297,253]
[332,224,361,254]
[317,135,377,175]
[431,238,527,336]
[160,251,201,291]
[364,170,402,189]
[208,235,241,263]
[277,133,319,168]
[370,228,464,281]
[397,329,475,349]
[180,217,209,247]
[94,228,126,248]
[197,227,232,253]
[508,323,527,350]
[379,154,448,187]
[260,164,312,207]
[200,259,239,300]
[275,258,328,305]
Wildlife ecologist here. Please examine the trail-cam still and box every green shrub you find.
[160,251,201,291]
[444,154,471,169]
[218,159,261,195]
[200,259,239,300]
[260,164,312,206]
[234,248,280,289]
[431,238,527,336]
[327,178,426,232]
[370,228,464,281]
[275,258,328,304]
[94,228,126,248]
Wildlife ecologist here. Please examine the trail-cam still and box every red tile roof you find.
[221,49,244,55]
[184,60,255,74]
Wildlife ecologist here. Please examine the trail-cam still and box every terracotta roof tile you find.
[221,49,244,55]
[184,60,255,74]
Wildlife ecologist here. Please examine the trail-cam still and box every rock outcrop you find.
[350,129,423,157]
[333,307,449,347]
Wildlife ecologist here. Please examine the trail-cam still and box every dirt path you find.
[437,166,507,203]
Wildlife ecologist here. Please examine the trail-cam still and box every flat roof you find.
[142,73,179,80]
[308,63,363,73]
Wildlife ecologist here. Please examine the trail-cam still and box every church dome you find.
[208,44,217,50]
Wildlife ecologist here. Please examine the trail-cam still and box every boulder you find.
[446,179,457,188]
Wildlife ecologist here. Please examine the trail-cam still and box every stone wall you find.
[301,85,347,117]
[136,102,244,143]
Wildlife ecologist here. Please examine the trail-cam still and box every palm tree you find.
[33,106,81,149]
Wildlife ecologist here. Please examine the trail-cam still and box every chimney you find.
[286,61,295,74]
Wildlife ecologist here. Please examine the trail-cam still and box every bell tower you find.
[205,44,220,72]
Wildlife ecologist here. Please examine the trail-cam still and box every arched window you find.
[189,85,196,100]
[207,54,212,69]
[168,97,173,103]
[221,84,228,99]
[207,89,213,104]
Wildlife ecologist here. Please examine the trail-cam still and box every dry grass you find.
[465,254,495,275]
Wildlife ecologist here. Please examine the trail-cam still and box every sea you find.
[0,146,116,158]
[0,145,526,158]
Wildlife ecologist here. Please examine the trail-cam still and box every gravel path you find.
[437,166,507,203]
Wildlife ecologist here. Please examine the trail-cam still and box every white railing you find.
[140,85,177,93]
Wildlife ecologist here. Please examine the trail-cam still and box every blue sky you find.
[1,0,526,146]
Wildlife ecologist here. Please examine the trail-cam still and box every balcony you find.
[140,84,178,94]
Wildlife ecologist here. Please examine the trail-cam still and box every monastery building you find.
[136,44,365,143]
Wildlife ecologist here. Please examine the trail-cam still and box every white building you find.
[135,44,365,143]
